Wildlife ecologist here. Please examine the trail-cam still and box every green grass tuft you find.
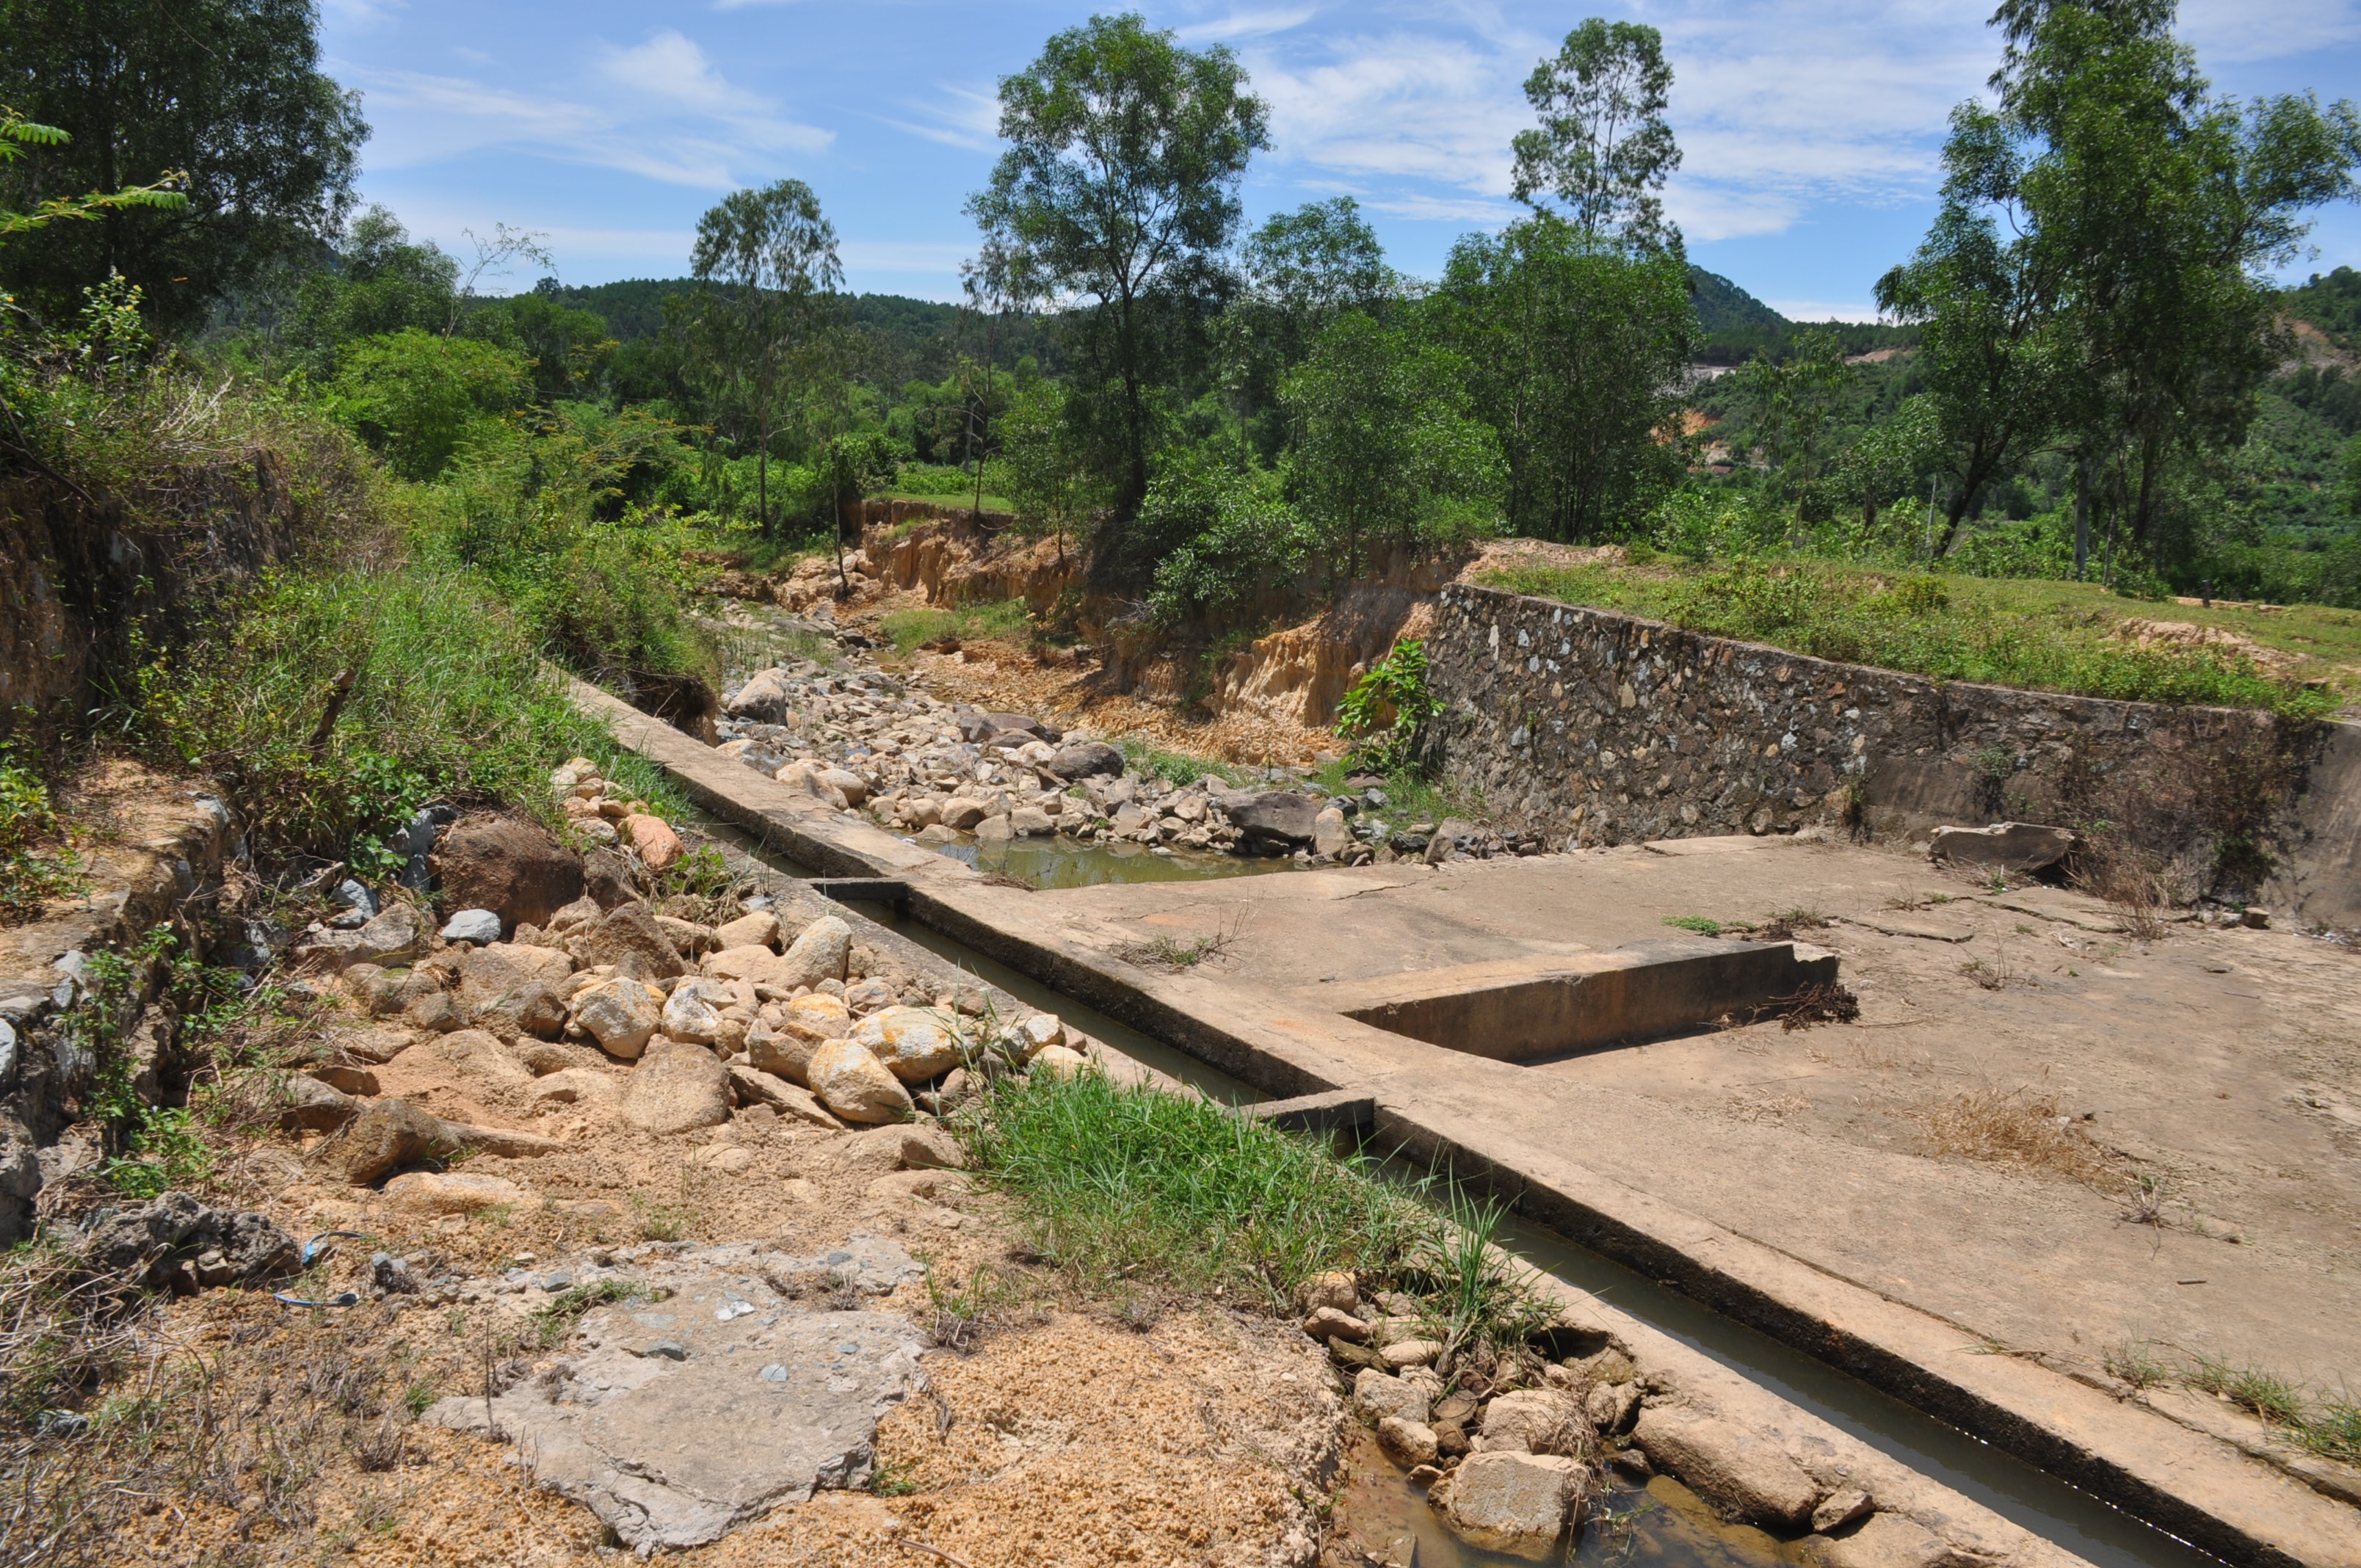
[880,597,1034,658]
[1664,915,1724,936]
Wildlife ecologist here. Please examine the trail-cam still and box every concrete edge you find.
[582,675,2361,1568]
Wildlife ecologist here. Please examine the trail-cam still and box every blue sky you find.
[322,0,2361,320]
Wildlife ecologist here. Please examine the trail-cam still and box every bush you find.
[1139,454,1311,625]
[325,328,530,481]
[131,563,673,871]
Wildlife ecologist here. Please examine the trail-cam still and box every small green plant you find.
[880,597,1033,657]
[532,1277,648,1349]
[1336,639,1441,772]
[630,1190,692,1244]
[921,1261,1009,1352]
[2105,1340,2171,1390]
[870,1456,922,1497]
[2188,1357,2307,1427]
[0,751,87,925]
[402,1380,439,1417]
[1663,915,1722,936]
[2298,1400,2361,1464]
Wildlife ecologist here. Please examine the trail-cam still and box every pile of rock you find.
[279,782,1089,1185]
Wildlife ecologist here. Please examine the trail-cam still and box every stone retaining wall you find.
[1421,584,2361,926]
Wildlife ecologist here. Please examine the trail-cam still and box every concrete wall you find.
[1422,584,2361,927]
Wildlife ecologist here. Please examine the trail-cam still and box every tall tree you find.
[1511,18,1681,252]
[0,0,365,330]
[686,179,844,533]
[1229,196,1393,457]
[956,234,1038,519]
[966,12,1268,515]
[1437,217,1696,542]
[1738,326,1854,520]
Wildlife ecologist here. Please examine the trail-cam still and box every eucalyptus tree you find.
[1510,18,1681,253]
[967,12,1269,515]
[686,179,844,532]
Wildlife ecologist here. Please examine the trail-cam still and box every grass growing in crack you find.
[2105,1340,2172,1390]
[960,1067,1431,1310]
[1111,915,1247,973]
[1663,915,1723,936]
[531,1278,649,1349]
[2188,1358,2309,1427]
[2297,1401,2361,1464]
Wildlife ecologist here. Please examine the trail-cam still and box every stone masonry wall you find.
[1421,584,2360,923]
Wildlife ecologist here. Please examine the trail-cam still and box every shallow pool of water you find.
[907,829,1298,888]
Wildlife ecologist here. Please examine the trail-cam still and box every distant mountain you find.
[2280,266,2360,351]
[1689,266,1788,336]
[1686,266,1918,366]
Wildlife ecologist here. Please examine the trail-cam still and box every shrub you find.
[325,328,531,481]
[1335,639,1440,772]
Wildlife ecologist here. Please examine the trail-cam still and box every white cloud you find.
[886,83,1001,153]
[322,0,400,28]
[1762,298,1887,322]
[2181,0,2361,65]
[1175,5,1321,43]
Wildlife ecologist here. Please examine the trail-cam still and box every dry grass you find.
[2077,843,2173,941]
[1909,1084,2117,1185]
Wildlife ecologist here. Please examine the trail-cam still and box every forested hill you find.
[1686,267,1921,364]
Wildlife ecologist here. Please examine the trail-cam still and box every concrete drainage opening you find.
[1329,940,1839,1061]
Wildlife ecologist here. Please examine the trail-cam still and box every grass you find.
[2188,1357,2309,1427]
[1663,915,1723,936]
[0,753,86,926]
[1111,926,1238,971]
[531,1278,648,1349]
[880,597,1035,658]
[1909,1083,2114,1185]
[1120,737,1252,789]
[1484,558,2350,719]
[127,563,681,873]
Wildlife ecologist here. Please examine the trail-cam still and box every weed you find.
[2188,1358,2308,1426]
[629,1191,693,1244]
[1335,640,1441,773]
[1117,736,1250,790]
[402,1380,438,1418]
[531,1277,649,1349]
[1111,915,1246,973]
[1960,955,2011,990]
[1414,1188,1556,1362]
[880,598,1033,658]
[1749,907,1829,942]
[1910,1084,2113,1184]
[1774,982,1861,1031]
[1663,915,1722,936]
[0,752,87,925]
[870,1456,922,1497]
[2298,1400,2361,1464]
[2124,1171,2165,1227]
[2105,1340,2172,1390]
[921,1262,1009,1352]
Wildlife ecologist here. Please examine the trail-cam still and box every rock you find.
[661,978,737,1045]
[1426,817,1481,865]
[422,1265,926,1551]
[76,1192,296,1288]
[570,902,686,981]
[1632,1406,1823,1529]
[843,978,896,1015]
[429,815,584,930]
[457,943,576,1039]
[1011,1012,1065,1058]
[424,1028,534,1091]
[1380,1338,1443,1371]
[655,915,719,957]
[1029,1044,1087,1078]
[940,797,989,831]
[437,1120,563,1161]
[778,992,853,1042]
[382,1171,535,1215]
[1313,807,1353,859]
[1813,1489,1876,1533]
[849,1006,964,1083]
[713,911,780,951]
[1352,1368,1432,1426]
[309,1063,380,1095]
[623,1039,734,1135]
[296,904,423,972]
[1008,806,1054,837]
[1585,1379,1641,1434]
[1378,1415,1440,1467]
[725,667,794,722]
[440,909,503,945]
[624,814,686,871]
[1047,741,1124,780]
[775,916,852,990]
[1926,821,2077,872]
[973,813,1013,843]
[1304,1307,1369,1342]
[313,1098,454,1185]
[807,1040,915,1125]
[726,1064,846,1129]
[532,1068,623,1109]
[914,823,960,845]
[747,1026,823,1087]
[514,1038,592,1075]
[775,761,849,810]
[1302,1270,1360,1315]
[406,990,463,1033]
[704,944,783,984]
[570,976,664,1059]
[1443,1451,1584,1559]
[336,1024,421,1065]
[272,1072,357,1131]
[1802,1514,1956,1568]
[819,768,869,805]
[581,847,639,909]
[1227,791,1321,848]
[896,1125,965,1169]
[1481,1389,1584,1455]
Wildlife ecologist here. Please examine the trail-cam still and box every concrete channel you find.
[578,677,2360,1568]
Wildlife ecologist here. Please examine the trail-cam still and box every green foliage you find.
[1663,915,1723,935]
[1489,558,2337,719]
[132,562,660,863]
[326,328,530,480]
[0,0,366,330]
[961,1064,1432,1307]
[1335,639,1440,772]
[998,378,1102,556]
[0,106,186,242]
[1139,452,1309,625]
[1437,216,1697,542]
[1281,313,1502,572]
[0,750,85,924]
[532,1278,648,1349]
[880,598,1032,657]
[1510,18,1680,250]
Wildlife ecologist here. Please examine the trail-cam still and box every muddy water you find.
[708,826,2218,1568]
[917,830,1296,889]
[1335,1425,1794,1568]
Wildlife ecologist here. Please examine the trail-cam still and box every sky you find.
[321,0,2361,322]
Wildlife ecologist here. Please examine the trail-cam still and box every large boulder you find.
[777,993,852,1044]
[1632,1406,1822,1529]
[1227,791,1321,849]
[775,915,851,990]
[747,1024,822,1086]
[1047,741,1125,781]
[712,910,780,951]
[569,902,686,981]
[383,1170,537,1216]
[848,1006,964,1083]
[622,1040,733,1136]
[570,976,664,1059]
[1443,1451,1584,1559]
[1480,1389,1585,1454]
[76,1191,297,1288]
[429,815,585,931]
[806,1040,915,1125]
[725,668,794,723]
[312,1098,454,1185]
[457,943,576,1040]
[294,904,423,972]
[1927,821,2078,872]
